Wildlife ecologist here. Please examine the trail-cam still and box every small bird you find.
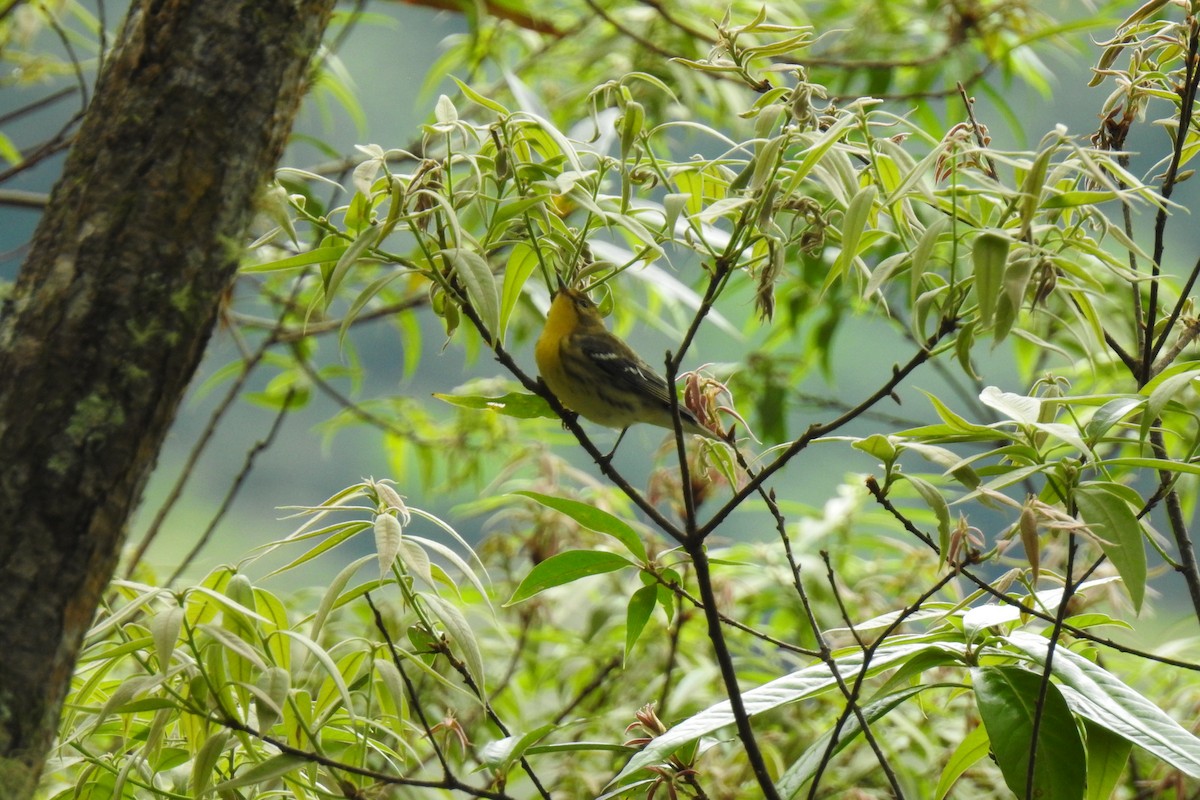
[535,284,725,446]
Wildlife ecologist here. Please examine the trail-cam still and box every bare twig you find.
[166,388,295,585]
[866,477,1200,672]
[1142,21,1200,382]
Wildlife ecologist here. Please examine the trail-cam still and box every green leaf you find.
[1073,483,1146,611]
[972,231,1011,327]
[241,245,348,274]
[852,433,897,463]
[326,224,382,308]
[614,641,968,783]
[1042,190,1118,208]
[279,630,355,721]
[214,754,308,791]
[498,242,540,345]
[972,665,1085,800]
[434,391,555,420]
[1139,366,1200,441]
[512,490,647,561]
[1085,719,1133,800]
[480,723,556,775]
[1084,396,1142,441]
[624,583,657,662]
[897,474,951,560]
[979,385,1040,425]
[442,247,500,339]
[452,76,511,115]
[777,684,954,797]
[506,550,632,605]
[935,721,991,799]
[423,593,485,691]
[190,731,230,798]
[830,184,877,288]
[1009,631,1200,778]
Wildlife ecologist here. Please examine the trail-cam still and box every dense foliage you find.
[5,1,1200,797]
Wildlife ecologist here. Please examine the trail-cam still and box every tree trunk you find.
[0,0,334,793]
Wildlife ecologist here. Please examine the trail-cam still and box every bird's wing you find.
[575,332,675,408]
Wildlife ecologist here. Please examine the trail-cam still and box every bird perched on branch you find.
[535,284,727,447]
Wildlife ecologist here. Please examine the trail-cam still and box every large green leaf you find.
[612,641,969,784]
[506,550,633,605]
[1009,631,1200,777]
[1073,483,1146,612]
[973,665,1085,800]
[513,490,648,561]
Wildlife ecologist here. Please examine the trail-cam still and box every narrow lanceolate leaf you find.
[624,583,657,663]
[1008,631,1200,777]
[830,184,877,288]
[442,247,500,339]
[190,730,231,798]
[971,231,1010,327]
[422,593,485,691]
[513,490,648,561]
[777,684,953,797]
[214,754,308,791]
[1139,366,1200,442]
[149,605,183,673]
[612,641,969,784]
[374,513,403,581]
[326,224,382,308]
[972,665,1085,800]
[498,242,539,345]
[1073,483,1146,612]
[935,720,991,799]
[434,391,555,420]
[897,474,951,559]
[506,550,632,605]
[1085,719,1133,800]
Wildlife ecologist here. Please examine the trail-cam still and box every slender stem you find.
[1150,252,1200,371]
[701,316,955,539]
[1026,535,1077,799]
[866,477,1200,671]
[1142,22,1200,384]
[688,543,782,800]
[166,389,294,586]
[1149,428,1200,621]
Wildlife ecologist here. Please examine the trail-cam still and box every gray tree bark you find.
[0,1,335,794]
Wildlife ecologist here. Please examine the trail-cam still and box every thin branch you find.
[1026,535,1079,799]
[0,189,49,209]
[687,542,782,800]
[957,82,998,180]
[428,633,553,799]
[1149,428,1200,620]
[366,592,453,777]
[866,476,1200,672]
[1149,251,1200,372]
[584,0,680,60]
[39,5,91,110]
[552,655,622,725]
[0,116,79,184]
[658,573,821,657]
[1142,20,1200,383]
[1151,317,1200,378]
[166,388,294,585]
[0,86,78,127]
[807,570,956,799]
[701,315,956,539]
[814,551,906,798]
